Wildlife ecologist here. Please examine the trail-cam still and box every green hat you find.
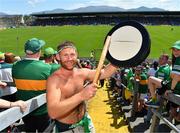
[171,40,180,50]
[44,47,56,57]
[24,38,45,54]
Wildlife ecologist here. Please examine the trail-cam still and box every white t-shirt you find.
[147,68,157,77]
[0,64,17,97]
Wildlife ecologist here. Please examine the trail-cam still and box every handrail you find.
[150,92,180,132]
[164,91,180,106]
[0,93,46,131]
[151,108,180,133]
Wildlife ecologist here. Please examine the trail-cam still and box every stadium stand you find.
[0,11,179,28]
[30,11,180,26]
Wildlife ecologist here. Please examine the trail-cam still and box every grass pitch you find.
[0,25,179,59]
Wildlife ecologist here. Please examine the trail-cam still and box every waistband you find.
[55,120,75,132]
[55,113,91,132]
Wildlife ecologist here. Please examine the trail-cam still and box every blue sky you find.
[0,0,179,14]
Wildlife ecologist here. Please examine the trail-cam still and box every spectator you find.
[12,38,52,132]
[0,52,17,102]
[46,41,118,132]
[43,47,57,64]
[147,61,159,77]
[165,40,180,122]
[134,65,148,112]
[4,52,16,63]
[43,47,60,73]
[113,69,122,97]
[84,60,92,69]
[145,54,171,108]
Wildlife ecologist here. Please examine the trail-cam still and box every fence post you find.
[150,96,164,132]
[131,79,139,117]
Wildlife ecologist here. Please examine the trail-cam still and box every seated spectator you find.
[165,40,180,122]
[147,61,159,77]
[0,52,17,102]
[135,65,148,112]
[124,68,134,101]
[145,54,171,108]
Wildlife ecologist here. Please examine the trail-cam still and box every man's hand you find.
[164,90,174,97]
[13,100,27,112]
[0,81,7,88]
[80,83,98,100]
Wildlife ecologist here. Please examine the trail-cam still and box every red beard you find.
[59,60,77,70]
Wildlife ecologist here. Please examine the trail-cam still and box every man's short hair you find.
[5,52,16,63]
[162,54,169,61]
[25,38,45,55]
[57,41,77,53]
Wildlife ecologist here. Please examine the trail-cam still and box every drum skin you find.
[105,20,151,67]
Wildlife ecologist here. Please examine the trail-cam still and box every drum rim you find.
[105,20,151,67]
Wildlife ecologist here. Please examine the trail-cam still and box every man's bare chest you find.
[60,77,84,99]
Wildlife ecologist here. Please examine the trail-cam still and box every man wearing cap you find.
[44,47,60,73]
[44,47,57,64]
[12,38,52,132]
[162,40,180,122]
[46,41,118,132]
[170,40,180,92]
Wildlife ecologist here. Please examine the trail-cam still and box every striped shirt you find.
[12,59,52,115]
[155,64,171,81]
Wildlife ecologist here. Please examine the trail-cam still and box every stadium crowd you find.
[31,16,180,26]
[107,42,180,126]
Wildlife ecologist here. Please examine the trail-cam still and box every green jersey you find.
[138,72,148,94]
[171,57,180,94]
[172,57,180,75]
[50,63,60,74]
[155,64,171,81]
[126,68,134,91]
[12,59,52,115]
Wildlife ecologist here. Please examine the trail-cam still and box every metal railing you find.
[150,92,180,133]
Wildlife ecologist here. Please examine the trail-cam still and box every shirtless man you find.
[46,41,118,132]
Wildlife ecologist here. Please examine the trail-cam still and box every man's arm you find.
[85,63,118,82]
[100,64,118,79]
[0,99,27,112]
[46,75,97,119]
